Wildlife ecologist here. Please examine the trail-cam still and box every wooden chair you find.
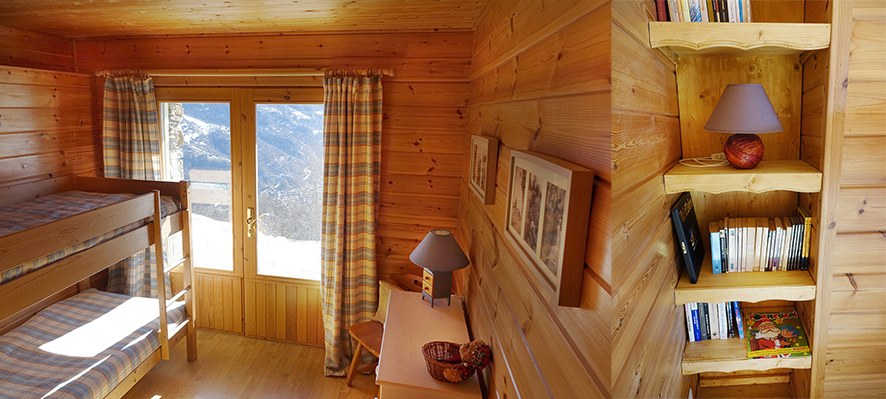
[346,273,422,386]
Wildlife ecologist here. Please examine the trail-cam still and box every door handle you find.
[246,207,267,238]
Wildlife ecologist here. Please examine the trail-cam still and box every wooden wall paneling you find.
[193,274,242,334]
[834,186,886,233]
[839,136,886,186]
[807,0,855,397]
[244,280,323,346]
[0,25,76,72]
[470,0,606,80]
[75,33,474,74]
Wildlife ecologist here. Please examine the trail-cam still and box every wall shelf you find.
[675,259,816,305]
[649,22,831,56]
[664,160,823,194]
[682,334,812,375]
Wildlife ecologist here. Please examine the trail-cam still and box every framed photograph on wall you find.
[469,135,498,205]
[504,150,594,307]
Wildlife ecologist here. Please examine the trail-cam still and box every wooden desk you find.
[376,291,482,399]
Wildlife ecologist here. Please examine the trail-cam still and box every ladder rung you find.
[166,285,191,307]
[163,256,189,274]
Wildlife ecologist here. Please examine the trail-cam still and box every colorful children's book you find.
[745,310,810,359]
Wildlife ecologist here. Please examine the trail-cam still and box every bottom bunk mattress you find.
[0,289,187,399]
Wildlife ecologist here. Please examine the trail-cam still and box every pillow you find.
[372,280,403,323]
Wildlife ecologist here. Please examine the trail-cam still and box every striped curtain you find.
[101,72,168,299]
[321,69,383,376]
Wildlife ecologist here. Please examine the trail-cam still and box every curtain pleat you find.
[321,70,383,376]
[101,73,169,299]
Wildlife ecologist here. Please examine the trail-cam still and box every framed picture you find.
[469,135,498,205]
[504,150,594,307]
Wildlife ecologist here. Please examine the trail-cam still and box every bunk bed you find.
[0,176,197,399]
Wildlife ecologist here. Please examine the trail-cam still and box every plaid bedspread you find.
[0,289,187,399]
[0,191,180,284]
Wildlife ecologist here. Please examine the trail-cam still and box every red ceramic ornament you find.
[724,133,764,169]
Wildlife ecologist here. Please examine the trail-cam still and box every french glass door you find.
[157,87,324,339]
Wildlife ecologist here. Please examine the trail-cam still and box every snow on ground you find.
[190,213,320,280]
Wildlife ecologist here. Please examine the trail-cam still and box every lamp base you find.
[724,133,764,169]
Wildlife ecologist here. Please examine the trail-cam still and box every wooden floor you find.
[122,330,379,399]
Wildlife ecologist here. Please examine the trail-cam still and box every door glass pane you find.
[254,104,324,280]
[161,102,234,271]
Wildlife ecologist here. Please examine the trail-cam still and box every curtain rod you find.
[95,68,394,77]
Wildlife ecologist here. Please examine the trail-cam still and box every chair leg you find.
[346,342,364,387]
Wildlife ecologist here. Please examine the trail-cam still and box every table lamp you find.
[409,229,469,307]
[704,83,784,169]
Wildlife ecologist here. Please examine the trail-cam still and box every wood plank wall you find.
[610,1,690,398]
[454,0,612,397]
[821,0,886,396]
[0,25,77,73]
[75,32,471,342]
[0,64,98,191]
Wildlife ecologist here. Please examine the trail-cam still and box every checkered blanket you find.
[0,191,179,284]
[0,289,187,399]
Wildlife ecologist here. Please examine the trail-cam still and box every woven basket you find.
[421,341,475,383]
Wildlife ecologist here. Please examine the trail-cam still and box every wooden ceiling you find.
[0,0,490,39]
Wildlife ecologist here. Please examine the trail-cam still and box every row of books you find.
[684,301,745,342]
[708,208,812,274]
[656,0,753,23]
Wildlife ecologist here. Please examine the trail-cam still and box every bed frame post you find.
[180,180,198,361]
[153,190,171,360]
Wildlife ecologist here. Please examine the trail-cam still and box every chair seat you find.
[348,320,384,357]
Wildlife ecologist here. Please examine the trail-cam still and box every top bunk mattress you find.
[0,191,180,284]
[0,289,187,399]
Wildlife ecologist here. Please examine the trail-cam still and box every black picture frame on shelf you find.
[670,192,705,284]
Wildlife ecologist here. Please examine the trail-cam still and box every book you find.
[668,0,681,22]
[706,0,716,22]
[767,218,778,271]
[733,301,745,339]
[710,221,722,274]
[717,302,728,340]
[737,0,744,22]
[793,215,804,270]
[698,303,709,340]
[780,217,792,271]
[671,192,705,284]
[772,218,784,271]
[709,302,720,339]
[691,302,702,342]
[719,219,727,271]
[703,303,712,340]
[745,217,756,272]
[685,303,696,342]
[798,207,812,270]
[725,300,735,338]
[727,0,737,22]
[656,0,668,21]
[717,0,728,23]
[754,217,766,272]
[746,309,811,359]
[758,217,769,272]
[727,217,737,273]
[709,0,719,22]
[698,0,709,22]
[679,0,691,22]
[687,0,703,21]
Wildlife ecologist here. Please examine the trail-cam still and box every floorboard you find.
[697,382,793,398]
[122,330,378,399]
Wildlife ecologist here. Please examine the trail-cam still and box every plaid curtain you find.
[321,69,383,376]
[101,72,169,299]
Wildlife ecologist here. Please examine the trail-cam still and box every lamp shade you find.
[409,229,469,272]
[704,84,784,134]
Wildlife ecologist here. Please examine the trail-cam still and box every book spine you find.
[699,0,709,22]
[668,0,681,22]
[717,302,728,340]
[657,0,668,21]
[710,221,722,274]
[737,0,744,22]
[718,0,728,23]
[745,218,755,272]
[727,217,736,272]
[799,207,812,270]
[759,218,769,273]
[706,0,716,22]
[685,303,696,342]
[745,0,752,22]
[691,303,702,341]
[719,220,727,271]
[709,302,720,339]
[688,0,703,21]
[727,0,737,22]
[733,301,745,339]
[794,216,804,270]
[680,0,692,22]
[726,300,735,338]
[699,303,710,340]
[780,217,792,271]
